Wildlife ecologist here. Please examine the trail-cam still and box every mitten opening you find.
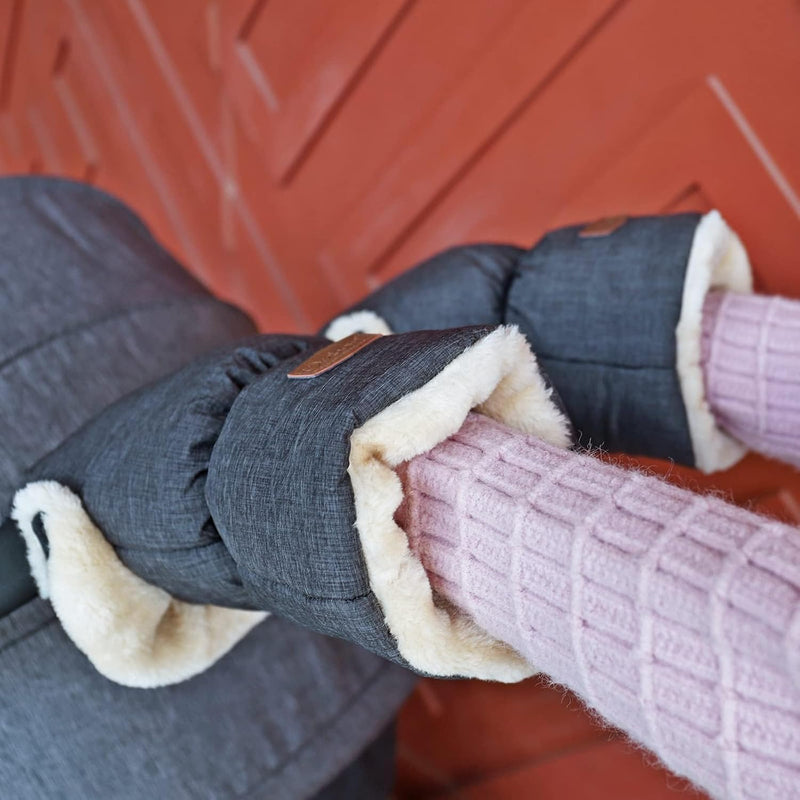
[347,325,571,681]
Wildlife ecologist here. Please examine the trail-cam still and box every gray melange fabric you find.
[26,334,321,609]
[0,599,412,800]
[209,326,497,662]
[0,175,415,799]
[326,243,525,333]
[27,321,498,667]
[312,723,397,800]
[510,214,699,463]
[325,214,701,465]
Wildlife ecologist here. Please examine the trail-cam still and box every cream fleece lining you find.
[12,481,266,688]
[325,309,392,341]
[348,325,572,682]
[676,210,753,473]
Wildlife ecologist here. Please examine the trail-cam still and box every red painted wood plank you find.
[450,739,708,800]
[69,0,310,328]
[62,0,210,276]
[0,0,66,171]
[0,111,26,171]
[0,0,24,110]
[748,489,800,525]
[229,0,407,183]
[549,81,800,297]
[133,0,226,162]
[377,0,800,285]
[320,0,618,298]
[395,677,610,797]
[232,0,530,321]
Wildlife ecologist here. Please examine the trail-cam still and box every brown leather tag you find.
[578,215,628,238]
[288,332,382,379]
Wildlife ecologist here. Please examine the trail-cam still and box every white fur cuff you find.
[348,325,572,682]
[325,310,393,341]
[676,210,754,474]
[11,481,266,688]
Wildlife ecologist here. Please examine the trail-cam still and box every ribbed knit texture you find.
[398,413,800,800]
[702,290,800,468]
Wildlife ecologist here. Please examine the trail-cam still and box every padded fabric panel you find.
[28,335,316,607]
[0,176,255,515]
[210,326,495,663]
[329,244,523,334]
[0,599,414,800]
[507,214,700,461]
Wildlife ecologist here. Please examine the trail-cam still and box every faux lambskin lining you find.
[347,326,572,680]
[12,481,267,688]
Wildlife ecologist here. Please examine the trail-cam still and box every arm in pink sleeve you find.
[399,412,800,800]
[702,290,800,469]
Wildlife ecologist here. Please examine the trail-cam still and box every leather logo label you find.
[287,332,382,379]
[578,215,628,238]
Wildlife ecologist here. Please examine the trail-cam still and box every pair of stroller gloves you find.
[10,210,800,799]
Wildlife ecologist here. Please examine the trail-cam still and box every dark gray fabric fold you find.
[0,598,415,800]
[327,243,523,334]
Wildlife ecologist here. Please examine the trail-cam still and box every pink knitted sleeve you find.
[702,290,800,468]
[398,412,800,800]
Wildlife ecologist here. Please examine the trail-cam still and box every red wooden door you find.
[2,2,799,797]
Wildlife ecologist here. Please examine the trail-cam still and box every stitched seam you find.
[235,661,397,798]
[0,615,58,656]
[0,294,246,375]
[302,591,372,603]
[112,537,230,554]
